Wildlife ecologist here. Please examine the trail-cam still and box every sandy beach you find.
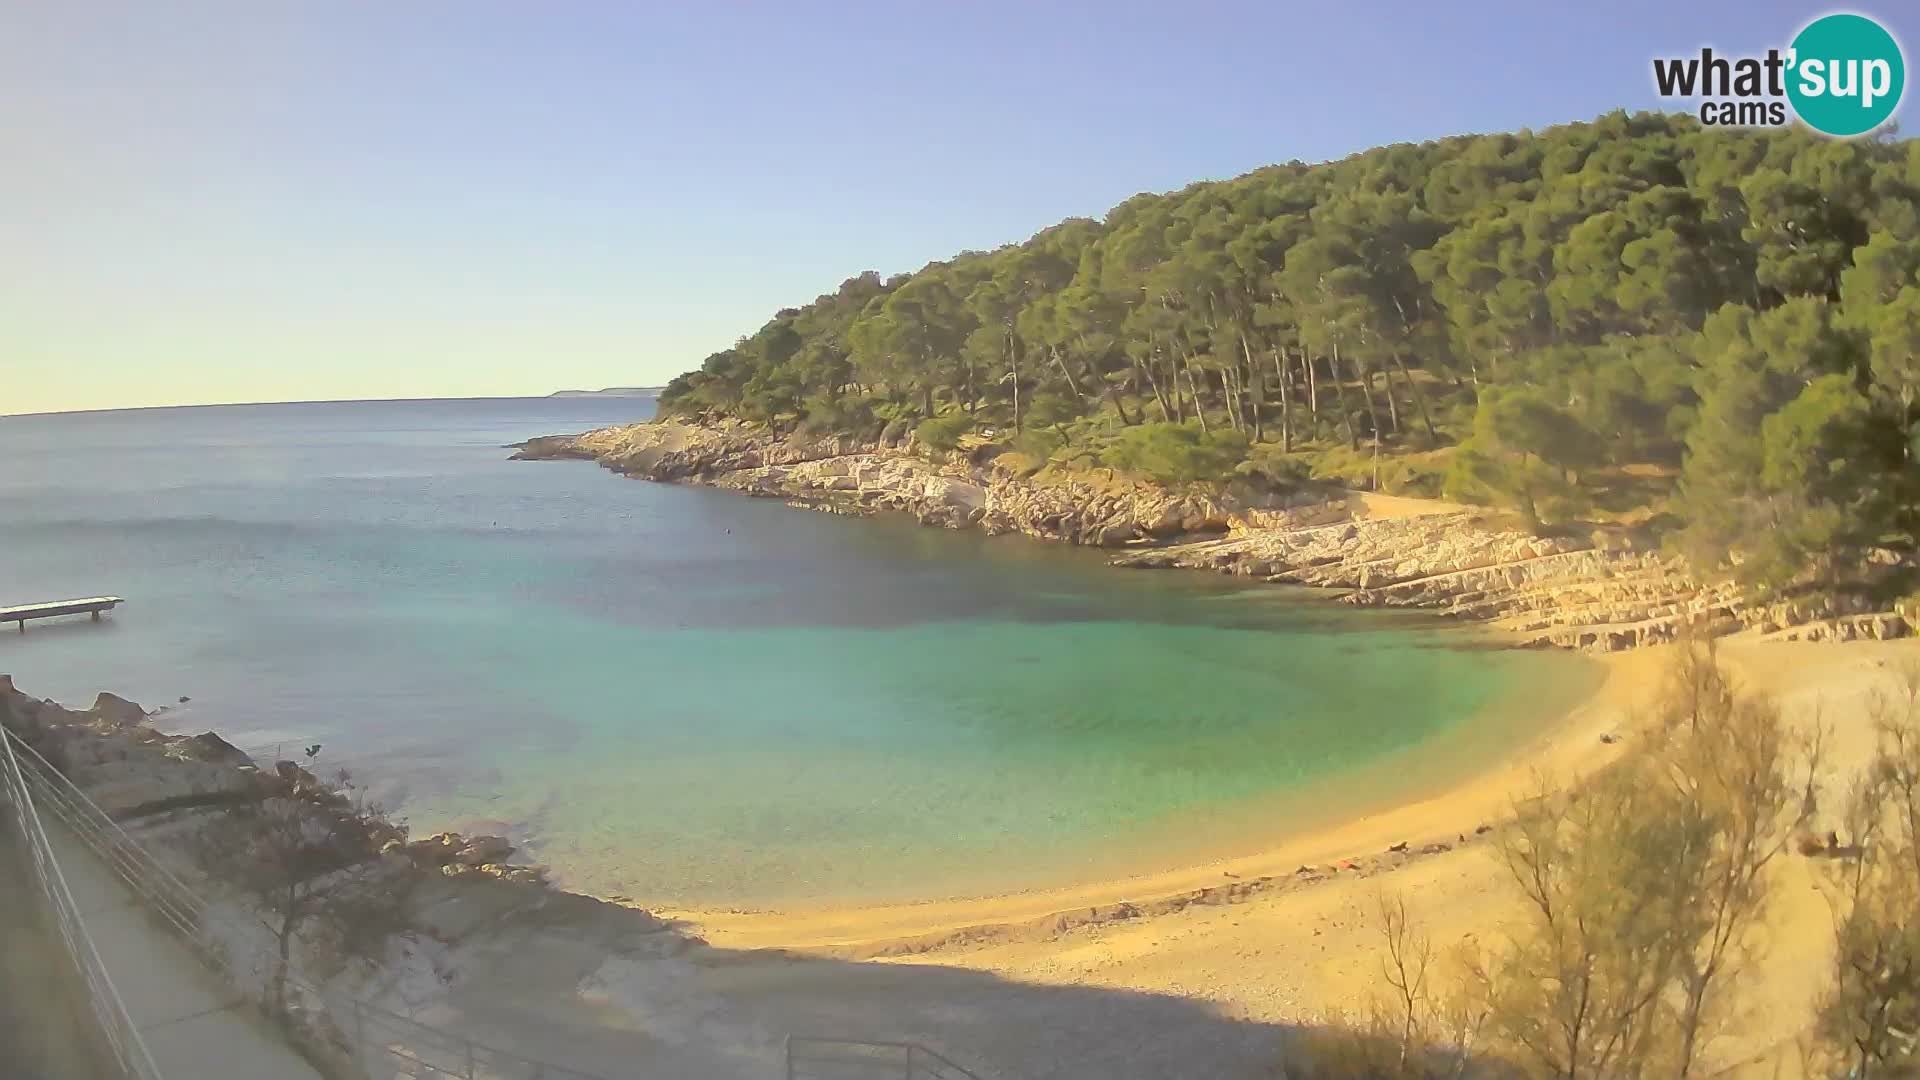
[656,636,1915,1075]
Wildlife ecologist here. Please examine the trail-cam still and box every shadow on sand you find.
[401,885,1299,1080]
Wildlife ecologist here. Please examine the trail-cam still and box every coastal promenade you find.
[0,825,117,1078]
[41,824,325,1079]
[2,715,630,1080]
[1,721,320,1079]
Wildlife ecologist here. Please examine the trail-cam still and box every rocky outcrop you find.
[1,676,557,890]
[0,679,262,815]
[174,731,252,766]
[1,679,559,895]
[0,679,618,1080]
[1110,512,1916,651]
[506,434,598,462]
[90,691,149,727]
[1761,611,1916,643]
[516,418,1319,548]
[514,419,1913,653]
[391,831,549,884]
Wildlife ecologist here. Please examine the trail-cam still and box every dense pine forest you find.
[659,112,1920,591]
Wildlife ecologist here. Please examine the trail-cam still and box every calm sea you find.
[0,398,1594,907]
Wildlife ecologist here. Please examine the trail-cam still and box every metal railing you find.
[0,723,165,1079]
[786,1036,982,1080]
[3,725,608,1080]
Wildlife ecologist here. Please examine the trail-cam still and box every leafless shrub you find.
[1813,662,1920,1079]
[1277,897,1487,1080]
[1288,641,1818,1080]
[189,755,414,1010]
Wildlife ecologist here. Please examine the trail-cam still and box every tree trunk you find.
[1246,353,1264,443]
[1390,352,1437,443]
[1169,353,1188,423]
[1006,333,1021,434]
[1182,354,1210,434]
[1050,344,1087,401]
[1138,356,1173,422]
[1271,347,1292,452]
[1155,347,1180,422]
[1350,346,1382,449]
[1241,334,1267,443]
[1351,350,1383,490]
[1331,341,1359,451]
[1377,364,1401,435]
[1302,347,1319,430]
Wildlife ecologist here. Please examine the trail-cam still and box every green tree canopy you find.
[656,111,1920,592]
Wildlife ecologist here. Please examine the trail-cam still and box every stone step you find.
[1511,607,1746,652]
[1446,590,1703,623]
[1757,612,1912,643]
[1345,548,1634,598]
[1492,598,1713,634]
[1465,577,1728,616]
[1439,574,1702,617]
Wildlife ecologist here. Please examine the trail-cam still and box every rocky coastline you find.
[514,417,1912,652]
[0,675,710,1076]
[0,676,547,887]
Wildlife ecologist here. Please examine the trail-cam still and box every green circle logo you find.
[1787,13,1905,137]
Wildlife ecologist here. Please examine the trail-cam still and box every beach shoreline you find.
[631,637,1907,1073]
[515,417,1911,652]
[659,640,1660,953]
[843,637,1916,1074]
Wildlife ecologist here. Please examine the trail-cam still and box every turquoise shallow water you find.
[0,398,1596,907]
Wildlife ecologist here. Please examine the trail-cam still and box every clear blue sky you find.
[5,1,1909,414]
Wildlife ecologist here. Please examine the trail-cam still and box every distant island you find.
[547,387,663,399]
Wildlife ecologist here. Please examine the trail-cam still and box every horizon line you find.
[0,390,662,421]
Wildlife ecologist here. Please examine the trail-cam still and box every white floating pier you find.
[3,597,125,631]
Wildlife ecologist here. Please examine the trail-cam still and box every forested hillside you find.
[659,111,1920,592]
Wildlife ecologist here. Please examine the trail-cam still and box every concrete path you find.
[43,826,323,1080]
[0,825,117,1080]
